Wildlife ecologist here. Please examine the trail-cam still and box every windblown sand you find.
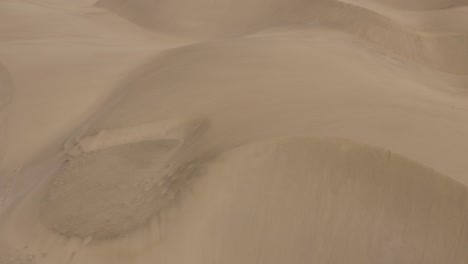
[1,0,468,263]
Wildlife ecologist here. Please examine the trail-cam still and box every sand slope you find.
[372,0,468,10]
[0,64,13,191]
[2,137,468,263]
[81,28,468,185]
[0,0,189,195]
[97,0,468,73]
[1,0,468,263]
[96,0,309,37]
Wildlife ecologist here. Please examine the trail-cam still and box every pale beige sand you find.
[1,0,468,263]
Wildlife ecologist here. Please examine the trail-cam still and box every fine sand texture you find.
[1,0,468,263]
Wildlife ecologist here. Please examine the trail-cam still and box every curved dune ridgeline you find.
[371,0,468,10]
[2,0,468,263]
[309,0,468,74]
[2,137,468,263]
[97,0,468,73]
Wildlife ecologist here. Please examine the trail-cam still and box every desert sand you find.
[1,0,468,263]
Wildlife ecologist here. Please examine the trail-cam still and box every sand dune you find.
[25,0,98,7]
[80,28,468,185]
[0,0,184,184]
[0,63,13,190]
[1,0,468,263]
[311,0,468,73]
[2,138,468,263]
[97,0,468,73]
[96,0,309,37]
[372,0,468,10]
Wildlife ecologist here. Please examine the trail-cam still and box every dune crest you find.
[2,0,468,263]
[2,137,468,263]
[181,137,468,263]
[97,0,468,73]
[370,0,468,10]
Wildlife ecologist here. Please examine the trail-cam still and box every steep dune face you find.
[81,29,468,185]
[97,0,468,73]
[2,138,468,263]
[309,0,468,74]
[372,0,468,10]
[169,137,468,264]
